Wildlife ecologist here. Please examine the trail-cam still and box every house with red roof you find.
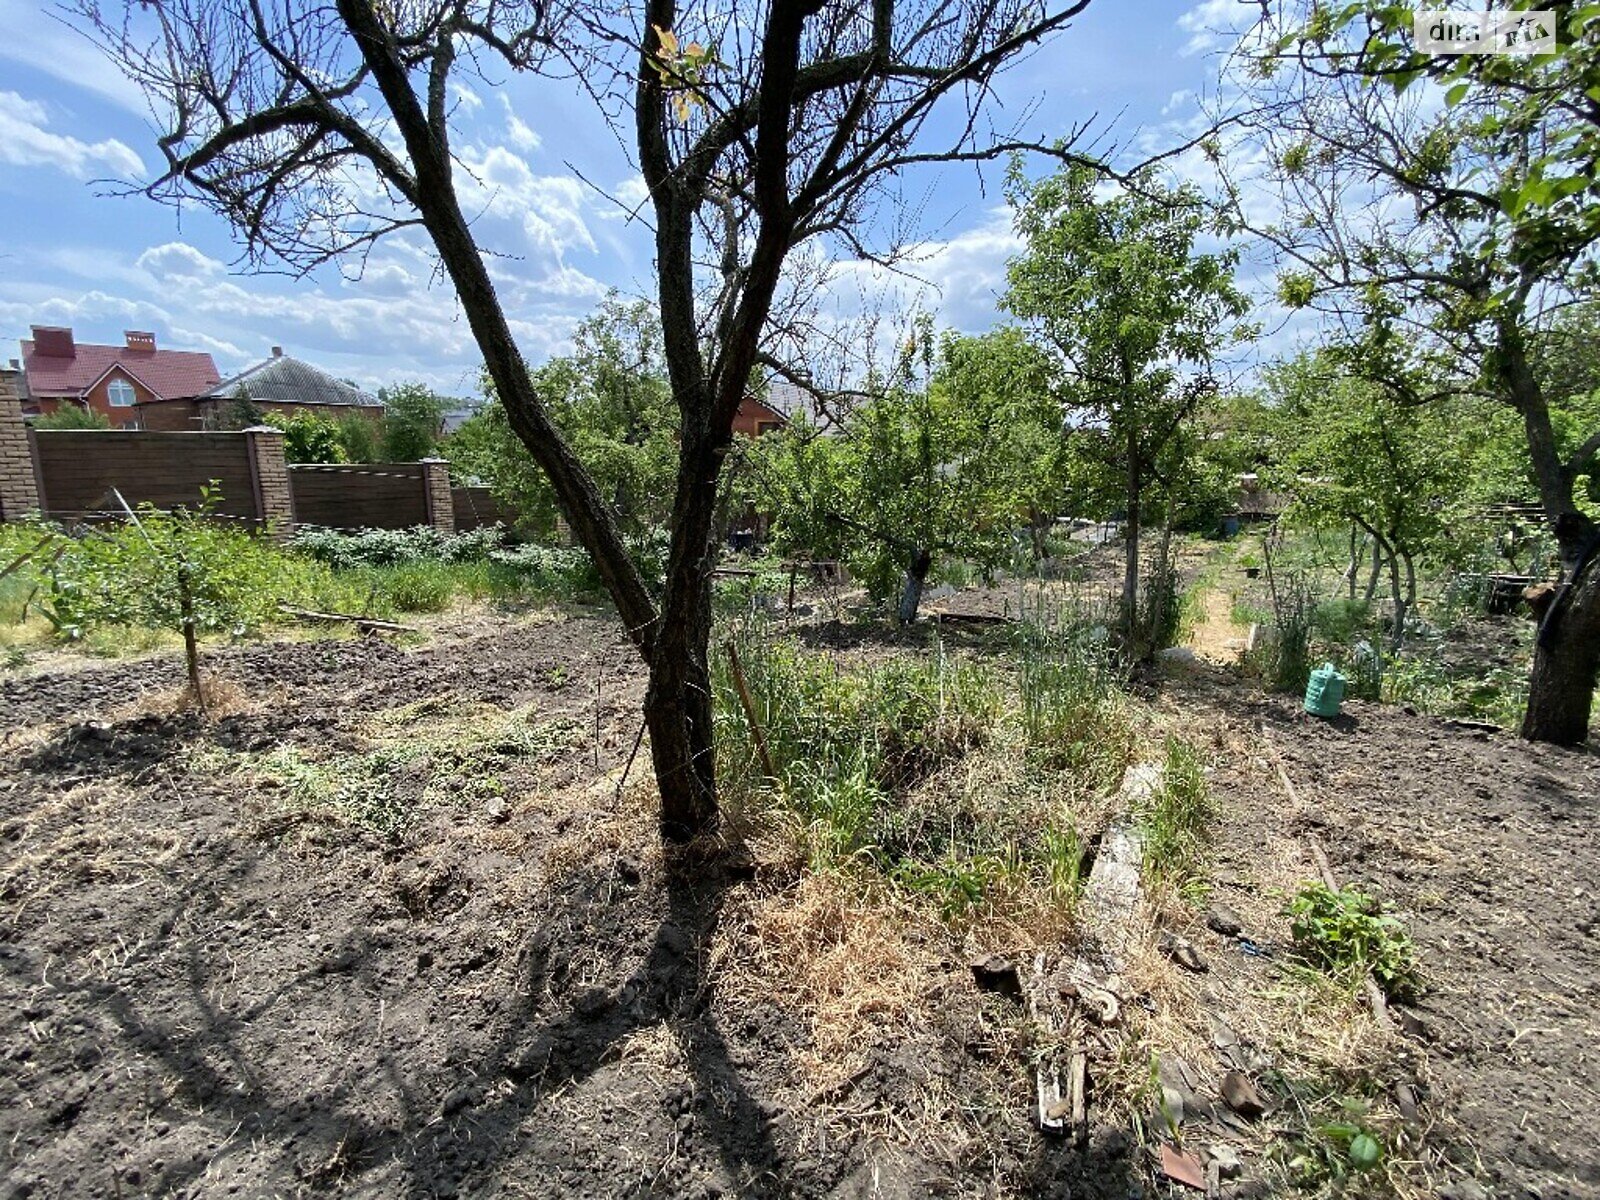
[18,326,221,429]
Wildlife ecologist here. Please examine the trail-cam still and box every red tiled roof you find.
[21,338,222,402]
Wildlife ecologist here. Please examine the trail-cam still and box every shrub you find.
[1286,882,1419,1001]
[33,405,112,430]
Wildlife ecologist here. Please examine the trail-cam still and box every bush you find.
[1286,882,1419,1001]
[33,406,112,430]
[290,524,507,569]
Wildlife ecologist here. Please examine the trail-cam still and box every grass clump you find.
[1136,737,1211,892]
[1286,882,1419,1002]
[716,621,1125,920]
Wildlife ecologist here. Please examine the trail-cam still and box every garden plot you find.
[0,608,1596,1200]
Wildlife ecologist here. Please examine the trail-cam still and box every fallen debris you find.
[969,954,1023,997]
[276,604,416,633]
[1157,1144,1207,1191]
[1206,903,1243,937]
[1159,931,1210,973]
[1219,1070,1266,1119]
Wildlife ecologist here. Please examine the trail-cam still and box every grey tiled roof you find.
[204,355,381,408]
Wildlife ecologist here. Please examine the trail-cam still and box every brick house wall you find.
[732,395,787,438]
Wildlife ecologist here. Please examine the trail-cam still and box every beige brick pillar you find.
[0,382,41,522]
[243,426,295,540]
[420,458,455,534]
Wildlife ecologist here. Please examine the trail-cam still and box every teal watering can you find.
[1304,663,1347,718]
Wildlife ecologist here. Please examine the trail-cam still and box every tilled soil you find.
[1167,665,1600,1200]
[4,611,1597,1199]
[0,614,1137,1200]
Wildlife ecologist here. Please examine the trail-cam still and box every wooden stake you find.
[1266,736,1392,1031]
[724,639,777,781]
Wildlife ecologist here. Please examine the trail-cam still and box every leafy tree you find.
[1267,350,1469,646]
[217,388,267,430]
[334,410,380,463]
[1238,2,1600,741]
[32,486,283,706]
[33,405,112,430]
[265,411,346,463]
[446,296,678,539]
[1004,164,1250,655]
[379,383,447,462]
[85,0,1108,840]
[756,320,1059,622]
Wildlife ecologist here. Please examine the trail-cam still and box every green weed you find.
[1137,737,1211,891]
[1286,882,1419,1001]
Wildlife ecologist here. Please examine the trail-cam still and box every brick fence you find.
[0,411,512,537]
[0,387,40,521]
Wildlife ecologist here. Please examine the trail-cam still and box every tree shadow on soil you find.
[5,829,779,1199]
[396,852,781,1198]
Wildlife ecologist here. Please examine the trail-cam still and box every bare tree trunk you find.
[1386,543,1408,650]
[1363,538,1383,604]
[1344,523,1361,600]
[898,547,933,625]
[1501,328,1600,743]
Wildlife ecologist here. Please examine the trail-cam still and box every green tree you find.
[33,405,112,430]
[379,383,447,461]
[755,320,1058,622]
[265,411,346,463]
[1004,164,1250,655]
[445,296,678,539]
[334,410,380,463]
[1244,2,1600,741]
[217,387,266,430]
[33,487,283,706]
[1267,350,1469,646]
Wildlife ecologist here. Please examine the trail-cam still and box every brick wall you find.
[32,430,259,524]
[0,384,41,520]
[420,459,454,534]
[245,427,294,540]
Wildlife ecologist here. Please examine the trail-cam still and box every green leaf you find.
[1348,1133,1382,1169]
[1444,82,1470,108]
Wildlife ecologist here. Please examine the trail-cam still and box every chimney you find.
[31,326,75,358]
[125,330,156,353]
[271,345,283,358]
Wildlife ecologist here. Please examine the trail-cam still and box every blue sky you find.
[0,0,1265,398]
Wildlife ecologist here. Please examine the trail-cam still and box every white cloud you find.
[136,241,226,282]
[0,0,149,115]
[500,95,542,152]
[456,143,596,256]
[0,91,143,179]
[1177,0,1250,57]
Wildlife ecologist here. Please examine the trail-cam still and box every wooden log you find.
[275,604,417,633]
